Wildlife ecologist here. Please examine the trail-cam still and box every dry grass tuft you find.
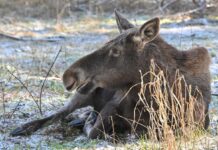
[134,59,207,148]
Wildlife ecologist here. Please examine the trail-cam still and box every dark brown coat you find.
[11,10,211,139]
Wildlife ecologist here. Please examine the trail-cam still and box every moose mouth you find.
[76,81,97,94]
[66,81,76,91]
[67,78,98,95]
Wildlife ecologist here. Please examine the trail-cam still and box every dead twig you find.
[0,81,6,122]
[6,68,42,114]
[39,46,62,115]
[161,0,177,11]
[9,99,22,118]
[161,2,208,19]
[155,0,177,14]
[0,33,22,40]
[0,32,66,42]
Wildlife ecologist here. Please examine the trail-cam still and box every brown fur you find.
[11,10,211,139]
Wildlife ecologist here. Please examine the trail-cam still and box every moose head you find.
[63,10,160,94]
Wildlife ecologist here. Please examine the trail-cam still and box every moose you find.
[11,10,211,139]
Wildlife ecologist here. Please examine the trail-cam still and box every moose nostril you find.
[63,77,76,91]
[63,69,79,91]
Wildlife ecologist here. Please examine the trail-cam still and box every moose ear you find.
[139,17,160,42]
[115,9,134,33]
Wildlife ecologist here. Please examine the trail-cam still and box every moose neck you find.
[146,36,178,66]
[135,35,180,82]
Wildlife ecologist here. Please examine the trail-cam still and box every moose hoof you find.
[68,119,86,127]
[10,126,31,136]
[83,112,97,135]
[10,119,43,136]
[85,112,97,125]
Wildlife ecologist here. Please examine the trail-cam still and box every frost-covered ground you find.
[0,17,218,149]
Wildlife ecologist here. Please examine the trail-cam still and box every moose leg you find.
[83,89,125,139]
[67,108,94,128]
[11,91,94,136]
[67,88,117,128]
[83,101,118,139]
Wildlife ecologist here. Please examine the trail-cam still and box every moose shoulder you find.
[11,10,211,139]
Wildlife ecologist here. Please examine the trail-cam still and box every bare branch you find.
[6,68,42,115]
[0,81,6,122]
[39,46,62,114]
[161,0,177,11]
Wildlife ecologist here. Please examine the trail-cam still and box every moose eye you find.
[109,49,121,57]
